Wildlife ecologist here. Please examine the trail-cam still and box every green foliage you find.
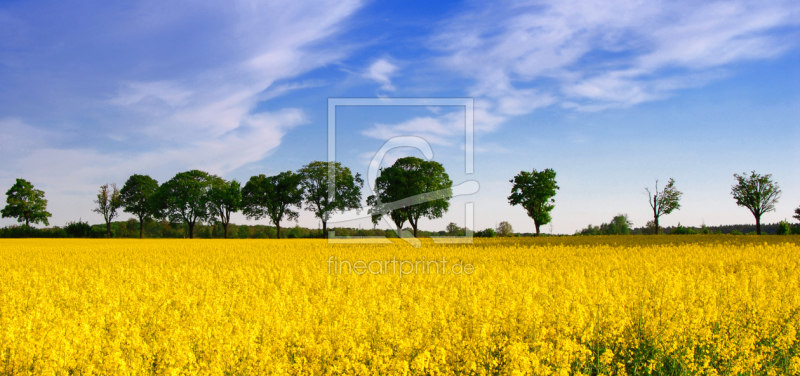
[508,168,559,236]
[242,171,304,239]
[1,178,52,227]
[731,230,742,235]
[670,223,697,235]
[794,206,800,223]
[776,220,792,235]
[475,228,496,238]
[645,178,682,235]
[120,174,159,238]
[93,183,122,238]
[496,221,514,237]
[152,170,216,239]
[578,214,633,235]
[206,178,242,238]
[297,161,363,237]
[65,220,92,237]
[731,171,781,235]
[367,157,452,238]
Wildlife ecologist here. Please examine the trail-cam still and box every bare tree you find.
[731,171,781,235]
[93,183,122,238]
[645,178,682,235]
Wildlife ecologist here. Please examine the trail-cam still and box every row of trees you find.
[93,162,365,239]
[2,163,797,237]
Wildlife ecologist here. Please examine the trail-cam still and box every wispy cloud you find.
[433,0,800,116]
[363,59,399,91]
[361,110,465,146]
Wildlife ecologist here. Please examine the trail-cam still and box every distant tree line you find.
[2,165,799,237]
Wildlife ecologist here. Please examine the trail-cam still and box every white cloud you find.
[363,59,399,91]
[433,0,800,117]
[361,110,465,146]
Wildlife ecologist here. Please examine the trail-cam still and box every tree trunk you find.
[106,222,111,238]
[25,216,29,227]
[188,222,195,239]
[756,215,761,235]
[534,223,540,237]
[322,221,327,239]
[654,216,659,235]
[139,215,144,239]
[276,222,281,239]
[224,223,229,239]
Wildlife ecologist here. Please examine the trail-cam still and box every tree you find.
[367,157,452,238]
[93,183,122,238]
[508,168,559,237]
[297,161,363,238]
[1,178,52,227]
[120,174,159,238]
[793,206,800,223]
[242,171,304,239]
[731,171,781,235]
[645,178,682,235]
[152,170,215,239]
[446,222,462,235]
[496,221,514,237]
[206,177,242,238]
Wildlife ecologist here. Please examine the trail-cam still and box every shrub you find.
[776,220,791,235]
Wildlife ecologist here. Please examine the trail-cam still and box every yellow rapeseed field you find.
[1,236,800,375]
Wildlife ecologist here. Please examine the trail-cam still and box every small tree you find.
[793,205,800,223]
[120,174,159,238]
[1,178,52,227]
[508,168,559,237]
[731,171,781,235]
[93,183,122,238]
[645,178,682,235]
[496,221,514,237]
[446,222,461,235]
[153,170,215,239]
[776,220,791,235]
[297,161,363,238]
[206,178,242,238]
[242,171,304,239]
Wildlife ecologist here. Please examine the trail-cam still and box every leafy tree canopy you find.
[153,170,216,239]
[1,178,52,227]
[367,157,452,237]
[242,171,304,239]
[731,171,781,235]
[508,168,559,236]
[298,161,363,237]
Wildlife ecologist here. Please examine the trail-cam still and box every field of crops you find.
[1,236,800,375]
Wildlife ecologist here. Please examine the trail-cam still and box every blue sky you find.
[1,0,799,233]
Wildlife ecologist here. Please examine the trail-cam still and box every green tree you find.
[93,183,122,238]
[120,174,159,238]
[776,220,791,235]
[297,161,363,238]
[645,178,682,235]
[605,214,633,235]
[367,157,452,238]
[793,206,800,223]
[445,222,461,235]
[1,178,52,227]
[508,168,559,237]
[206,177,242,238]
[242,171,304,239]
[153,170,215,239]
[731,171,781,235]
[496,221,514,237]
